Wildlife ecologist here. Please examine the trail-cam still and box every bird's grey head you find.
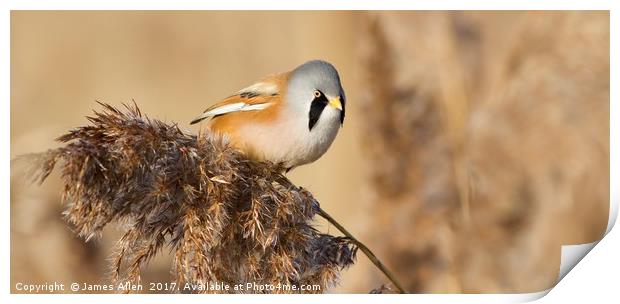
[286,60,346,130]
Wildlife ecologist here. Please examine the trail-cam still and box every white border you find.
[3,1,617,303]
[0,0,616,10]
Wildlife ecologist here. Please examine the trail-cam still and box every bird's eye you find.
[313,90,322,98]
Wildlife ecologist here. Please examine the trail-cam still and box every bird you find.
[190,60,346,172]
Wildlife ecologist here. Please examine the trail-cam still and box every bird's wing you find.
[190,74,286,125]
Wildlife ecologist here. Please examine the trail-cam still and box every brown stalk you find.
[316,207,408,294]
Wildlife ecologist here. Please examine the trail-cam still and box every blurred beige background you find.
[11,11,609,293]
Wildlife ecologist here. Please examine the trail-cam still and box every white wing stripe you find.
[204,103,246,116]
[204,102,273,117]
[240,103,272,111]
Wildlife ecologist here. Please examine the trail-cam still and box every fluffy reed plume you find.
[21,102,358,293]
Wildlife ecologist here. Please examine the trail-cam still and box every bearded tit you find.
[191,60,345,172]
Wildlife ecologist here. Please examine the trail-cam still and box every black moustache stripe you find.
[340,99,345,125]
[308,98,327,131]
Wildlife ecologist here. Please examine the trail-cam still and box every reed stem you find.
[316,207,409,294]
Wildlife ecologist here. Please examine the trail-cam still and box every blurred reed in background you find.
[360,11,609,292]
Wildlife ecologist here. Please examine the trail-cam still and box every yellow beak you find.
[328,97,343,111]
